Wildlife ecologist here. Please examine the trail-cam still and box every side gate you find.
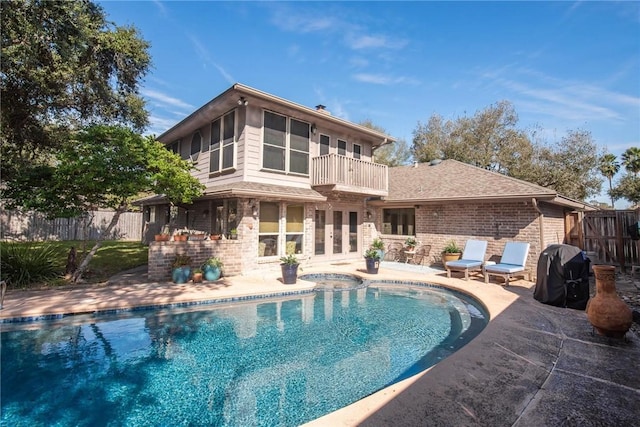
[583,209,639,271]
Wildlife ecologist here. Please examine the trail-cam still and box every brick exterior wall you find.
[367,200,570,271]
[148,239,244,281]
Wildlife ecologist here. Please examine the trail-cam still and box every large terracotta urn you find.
[586,265,632,338]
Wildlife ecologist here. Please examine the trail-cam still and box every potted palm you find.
[280,254,300,284]
[441,240,462,264]
[371,238,385,260]
[201,256,223,281]
[364,248,381,274]
[171,254,192,284]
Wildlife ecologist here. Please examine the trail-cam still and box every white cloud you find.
[481,66,640,124]
[345,33,408,50]
[353,73,419,86]
[188,35,235,84]
[141,88,194,110]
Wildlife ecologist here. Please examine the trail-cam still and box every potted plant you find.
[173,230,189,242]
[371,238,385,260]
[192,267,203,283]
[171,254,192,284]
[155,224,171,242]
[229,228,238,240]
[201,256,223,281]
[405,236,417,250]
[441,240,462,264]
[189,230,206,241]
[280,254,300,284]
[364,248,381,274]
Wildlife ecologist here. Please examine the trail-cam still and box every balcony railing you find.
[311,154,388,196]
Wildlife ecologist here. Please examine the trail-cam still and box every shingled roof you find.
[384,159,558,203]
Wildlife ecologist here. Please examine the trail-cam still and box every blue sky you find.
[99,1,639,206]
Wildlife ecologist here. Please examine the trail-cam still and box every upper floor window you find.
[190,131,201,162]
[353,143,362,159]
[210,110,236,173]
[168,140,180,155]
[337,139,347,156]
[320,134,330,156]
[262,111,309,175]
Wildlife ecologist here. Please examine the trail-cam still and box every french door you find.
[314,207,359,258]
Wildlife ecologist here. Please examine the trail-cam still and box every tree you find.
[516,130,602,201]
[1,126,204,282]
[610,173,640,207]
[374,138,412,166]
[621,147,640,176]
[598,153,620,208]
[412,101,533,175]
[1,0,151,183]
[411,102,603,200]
[359,119,411,166]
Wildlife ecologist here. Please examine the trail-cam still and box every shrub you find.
[0,243,60,288]
[371,238,385,250]
[442,240,462,253]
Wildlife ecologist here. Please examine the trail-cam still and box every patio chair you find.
[484,242,531,286]
[385,242,405,262]
[445,239,488,280]
[412,244,432,266]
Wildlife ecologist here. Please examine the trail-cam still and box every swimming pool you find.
[1,276,488,426]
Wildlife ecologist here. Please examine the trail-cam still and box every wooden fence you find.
[1,210,143,242]
[583,209,639,270]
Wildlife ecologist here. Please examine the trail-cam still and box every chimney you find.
[315,104,331,115]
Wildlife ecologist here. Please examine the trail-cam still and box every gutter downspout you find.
[532,198,545,251]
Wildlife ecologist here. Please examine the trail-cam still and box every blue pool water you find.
[1,277,488,426]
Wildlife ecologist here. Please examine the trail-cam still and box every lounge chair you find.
[484,242,531,286]
[445,239,488,280]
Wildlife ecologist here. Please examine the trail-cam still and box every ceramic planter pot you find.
[586,264,632,338]
[172,266,191,284]
[365,258,379,274]
[442,252,461,264]
[281,264,299,284]
[203,265,221,281]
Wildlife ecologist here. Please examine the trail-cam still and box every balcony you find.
[311,154,388,196]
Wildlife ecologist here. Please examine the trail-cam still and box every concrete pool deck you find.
[1,260,639,426]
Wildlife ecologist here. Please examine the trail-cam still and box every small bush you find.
[1,243,60,288]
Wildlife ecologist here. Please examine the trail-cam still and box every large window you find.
[382,208,415,236]
[263,111,309,174]
[286,204,304,254]
[258,202,279,257]
[210,111,236,173]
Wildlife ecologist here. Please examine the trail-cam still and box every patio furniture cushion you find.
[445,239,488,280]
[484,242,531,286]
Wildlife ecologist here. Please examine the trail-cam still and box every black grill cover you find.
[534,244,590,310]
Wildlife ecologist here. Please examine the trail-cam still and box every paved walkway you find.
[2,261,639,426]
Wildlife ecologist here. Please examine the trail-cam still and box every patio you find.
[1,261,639,426]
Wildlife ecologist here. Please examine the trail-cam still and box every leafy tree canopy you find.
[359,119,411,166]
[2,125,204,218]
[1,0,151,181]
[411,101,603,200]
[1,125,204,282]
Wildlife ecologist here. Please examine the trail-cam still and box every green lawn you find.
[2,240,148,287]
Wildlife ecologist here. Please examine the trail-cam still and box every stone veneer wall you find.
[148,240,243,281]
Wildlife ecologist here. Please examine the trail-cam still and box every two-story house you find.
[142,83,395,279]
